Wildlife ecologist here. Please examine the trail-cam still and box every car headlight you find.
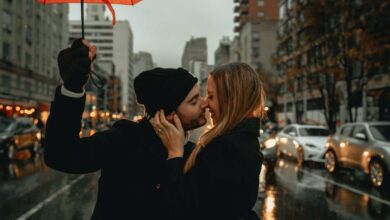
[293,140,300,149]
[36,132,42,140]
[264,138,276,149]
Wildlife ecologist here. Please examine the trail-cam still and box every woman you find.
[151,62,266,219]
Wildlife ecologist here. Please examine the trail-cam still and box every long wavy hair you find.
[184,62,267,173]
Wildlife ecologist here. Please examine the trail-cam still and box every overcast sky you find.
[68,0,235,67]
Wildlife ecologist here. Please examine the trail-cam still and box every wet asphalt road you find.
[1,151,390,220]
[253,159,390,220]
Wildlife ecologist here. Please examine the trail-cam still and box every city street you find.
[1,151,389,220]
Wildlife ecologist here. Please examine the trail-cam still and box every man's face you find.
[174,84,207,131]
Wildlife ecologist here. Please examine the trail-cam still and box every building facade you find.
[133,51,154,78]
[274,0,390,128]
[233,0,279,74]
[181,37,207,72]
[214,36,231,67]
[0,1,68,121]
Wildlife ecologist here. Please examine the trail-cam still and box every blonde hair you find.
[184,62,266,173]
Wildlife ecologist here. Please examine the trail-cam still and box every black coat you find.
[44,86,194,219]
[160,117,263,220]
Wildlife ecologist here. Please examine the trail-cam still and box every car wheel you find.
[369,160,387,188]
[297,147,304,165]
[325,150,338,174]
[7,144,16,160]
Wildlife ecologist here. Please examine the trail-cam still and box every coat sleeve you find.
[160,137,257,218]
[44,86,124,174]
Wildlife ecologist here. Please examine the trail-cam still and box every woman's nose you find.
[201,97,208,108]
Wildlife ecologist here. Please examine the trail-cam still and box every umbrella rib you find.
[102,0,116,25]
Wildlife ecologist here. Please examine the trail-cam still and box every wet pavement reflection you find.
[2,151,390,219]
[0,152,98,220]
[254,159,390,220]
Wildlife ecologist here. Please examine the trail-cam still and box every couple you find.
[45,39,265,219]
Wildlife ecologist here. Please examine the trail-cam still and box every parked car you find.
[0,117,42,160]
[325,122,390,188]
[275,124,331,164]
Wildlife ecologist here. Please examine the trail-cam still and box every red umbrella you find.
[37,0,142,39]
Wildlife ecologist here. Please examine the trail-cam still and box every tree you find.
[305,0,389,123]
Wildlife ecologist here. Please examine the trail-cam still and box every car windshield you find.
[299,128,331,136]
[0,118,12,132]
[369,125,390,142]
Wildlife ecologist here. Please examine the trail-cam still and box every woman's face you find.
[206,76,220,124]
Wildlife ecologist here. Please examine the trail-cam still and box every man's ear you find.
[166,111,175,123]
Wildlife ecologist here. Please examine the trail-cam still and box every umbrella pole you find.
[81,0,84,39]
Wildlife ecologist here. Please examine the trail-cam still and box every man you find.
[44,39,207,219]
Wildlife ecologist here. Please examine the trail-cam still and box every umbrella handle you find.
[81,0,84,39]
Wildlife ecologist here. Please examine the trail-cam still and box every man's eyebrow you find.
[188,94,199,103]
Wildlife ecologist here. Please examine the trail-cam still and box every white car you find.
[275,124,331,164]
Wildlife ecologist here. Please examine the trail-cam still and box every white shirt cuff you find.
[61,85,85,98]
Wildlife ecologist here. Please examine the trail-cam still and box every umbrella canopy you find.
[37,0,142,37]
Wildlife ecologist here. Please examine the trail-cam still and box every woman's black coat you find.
[161,117,263,220]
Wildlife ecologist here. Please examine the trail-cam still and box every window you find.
[25,81,31,94]
[299,128,330,136]
[340,126,353,137]
[284,126,293,134]
[299,11,305,23]
[285,127,297,136]
[307,98,323,110]
[287,102,293,111]
[297,77,304,92]
[287,0,293,10]
[352,61,363,79]
[258,0,264,7]
[257,12,264,17]
[26,0,33,16]
[2,42,11,61]
[298,31,305,47]
[279,3,286,20]
[99,46,113,50]
[252,47,259,58]
[352,126,367,140]
[287,39,293,54]
[26,26,33,44]
[25,53,32,69]
[2,10,12,31]
[99,32,113,36]
[370,125,390,142]
[0,74,11,90]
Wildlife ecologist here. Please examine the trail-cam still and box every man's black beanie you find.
[134,67,198,116]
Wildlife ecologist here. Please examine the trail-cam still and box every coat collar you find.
[138,118,167,157]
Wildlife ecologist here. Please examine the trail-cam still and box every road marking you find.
[16,175,85,220]
[302,169,390,206]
